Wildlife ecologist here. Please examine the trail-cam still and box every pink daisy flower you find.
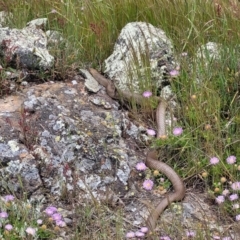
[186,230,195,237]
[146,129,156,136]
[5,224,13,231]
[236,214,240,221]
[210,157,219,165]
[142,91,152,98]
[231,182,240,190]
[4,195,14,202]
[135,231,145,237]
[226,155,236,164]
[55,220,66,227]
[126,232,135,238]
[52,213,62,221]
[169,69,179,77]
[140,227,148,233]
[0,212,8,218]
[26,227,36,236]
[173,127,183,136]
[143,179,154,191]
[45,206,57,216]
[160,237,171,240]
[229,194,238,201]
[37,219,43,225]
[136,162,147,171]
[216,195,225,204]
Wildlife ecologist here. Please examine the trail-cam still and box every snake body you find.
[88,68,185,231]
[146,149,185,230]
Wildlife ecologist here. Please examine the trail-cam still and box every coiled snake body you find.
[88,68,185,231]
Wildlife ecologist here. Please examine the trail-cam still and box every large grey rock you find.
[0,25,54,70]
[0,81,144,205]
[104,22,178,93]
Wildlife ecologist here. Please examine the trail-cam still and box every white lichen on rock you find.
[104,22,178,93]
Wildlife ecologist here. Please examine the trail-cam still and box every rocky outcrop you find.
[104,22,178,93]
[0,17,54,70]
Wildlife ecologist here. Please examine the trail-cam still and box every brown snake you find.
[88,68,185,231]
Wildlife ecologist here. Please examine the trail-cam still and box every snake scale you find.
[88,68,185,231]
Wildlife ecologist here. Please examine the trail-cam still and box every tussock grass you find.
[1,0,239,68]
[0,0,240,239]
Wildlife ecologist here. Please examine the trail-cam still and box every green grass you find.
[0,0,240,239]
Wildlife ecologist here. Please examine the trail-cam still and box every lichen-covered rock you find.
[0,142,24,166]
[1,158,42,193]
[196,42,221,62]
[46,30,64,46]
[26,18,48,30]
[80,68,101,93]
[0,25,54,70]
[104,22,178,93]
[0,80,145,207]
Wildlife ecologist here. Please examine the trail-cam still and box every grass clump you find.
[0,0,238,70]
[72,202,125,240]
